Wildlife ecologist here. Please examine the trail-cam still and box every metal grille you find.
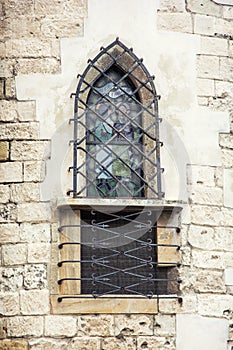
[58,209,181,300]
[69,38,163,199]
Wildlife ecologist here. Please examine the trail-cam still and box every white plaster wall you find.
[15,0,229,202]
[176,314,228,350]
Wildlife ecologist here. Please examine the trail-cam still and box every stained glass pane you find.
[86,67,143,198]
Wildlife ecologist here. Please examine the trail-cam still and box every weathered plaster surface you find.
[176,314,228,350]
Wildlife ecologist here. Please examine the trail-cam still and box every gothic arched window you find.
[71,38,163,199]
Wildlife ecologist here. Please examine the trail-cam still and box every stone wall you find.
[0,0,233,349]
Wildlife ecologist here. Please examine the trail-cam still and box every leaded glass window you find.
[86,67,143,197]
[71,38,163,199]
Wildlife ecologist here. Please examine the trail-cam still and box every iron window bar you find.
[70,38,163,199]
[57,209,181,300]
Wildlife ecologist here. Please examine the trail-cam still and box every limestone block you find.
[0,223,20,243]
[4,0,34,17]
[186,0,222,16]
[28,243,50,263]
[0,267,23,292]
[24,161,46,182]
[16,101,36,122]
[215,81,233,98]
[0,162,23,182]
[0,58,15,77]
[189,186,223,205]
[223,5,233,19]
[219,209,233,232]
[224,169,233,207]
[222,149,233,167]
[64,0,88,16]
[34,0,64,15]
[0,142,9,161]
[215,227,233,252]
[224,268,233,285]
[197,55,220,80]
[180,246,191,265]
[196,78,215,97]
[51,39,60,58]
[29,339,68,350]
[0,122,39,140]
[7,39,54,58]
[51,223,59,242]
[2,244,27,265]
[0,79,5,99]
[11,141,50,161]
[0,340,28,350]
[23,264,48,290]
[197,96,209,106]
[20,289,49,315]
[0,100,18,121]
[10,183,40,203]
[10,17,41,39]
[158,0,186,12]
[191,205,222,225]
[176,314,228,350]
[198,294,233,317]
[230,40,233,57]
[181,268,226,293]
[68,338,101,350]
[188,225,215,250]
[0,185,10,203]
[16,58,61,75]
[4,78,16,98]
[220,57,233,82]
[7,316,43,337]
[215,17,233,36]
[44,315,77,337]
[192,249,233,269]
[0,42,6,58]
[159,295,197,314]
[0,203,17,223]
[220,134,233,149]
[17,202,51,222]
[101,337,137,350]
[41,17,84,38]
[115,315,153,336]
[49,263,59,295]
[215,167,223,187]
[187,164,216,187]
[154,315,176,335]
[0,292,19,316]
[199,36,228,56]
[157,13,193,33]
[137,336,175,349]
[20,223,50,242]
[193,14,215,35]
[78,315,114,336]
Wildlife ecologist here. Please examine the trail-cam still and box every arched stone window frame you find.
[70,38,164,200]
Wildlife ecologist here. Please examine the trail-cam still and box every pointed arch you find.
[71,38,163,199]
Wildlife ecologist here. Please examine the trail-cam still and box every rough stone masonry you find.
[1,0,233,349]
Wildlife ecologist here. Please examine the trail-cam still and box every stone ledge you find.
[51,295,159,314]
[57,197,184,212]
